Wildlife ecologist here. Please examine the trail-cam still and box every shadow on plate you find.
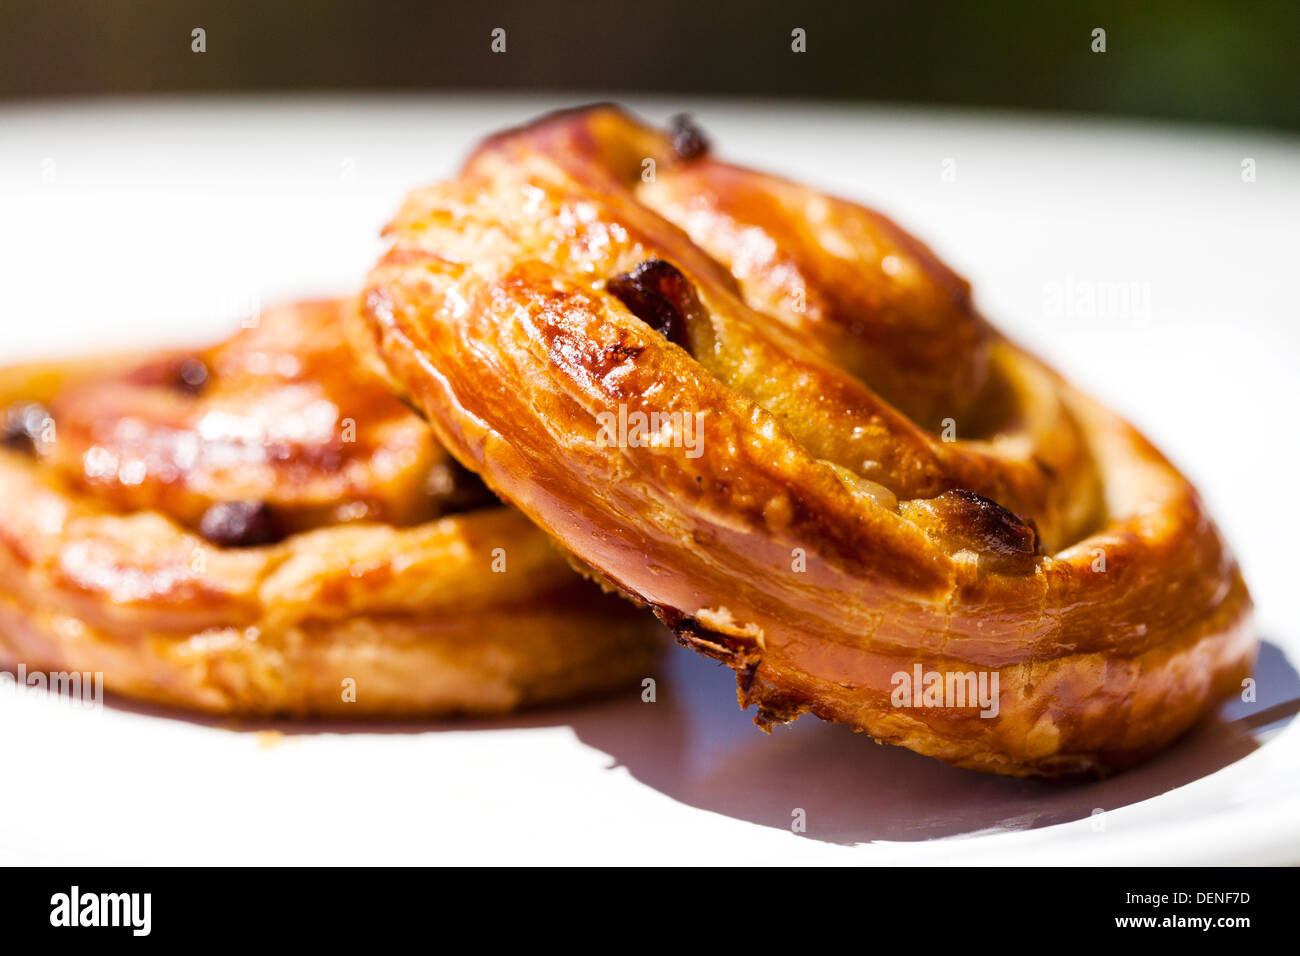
[104,637,1297,845]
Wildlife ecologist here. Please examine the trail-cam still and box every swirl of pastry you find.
[0,299,661,716]
[360,106,1255,775]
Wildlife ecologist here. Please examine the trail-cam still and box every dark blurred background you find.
[1,0,1297,131]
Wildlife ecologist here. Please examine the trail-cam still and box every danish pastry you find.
[0,299,661,716]
[360,106,1256,775]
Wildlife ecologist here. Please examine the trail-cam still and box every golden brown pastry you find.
[359,105,1256,775]
[0,299,661,716]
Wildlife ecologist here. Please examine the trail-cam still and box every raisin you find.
[668,114,709,161]
[937,488,1039,557]
[606,259,697,350]
[173,358,209,395]
[198,500,282,548]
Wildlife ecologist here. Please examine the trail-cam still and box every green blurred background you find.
[1,0,1296,131]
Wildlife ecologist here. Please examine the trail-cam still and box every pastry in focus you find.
[359,105,1255,775]
[0,299,662,717]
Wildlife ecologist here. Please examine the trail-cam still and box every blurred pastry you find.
[0,299,661,717]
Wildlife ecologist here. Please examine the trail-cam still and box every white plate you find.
[1,95,1297,865]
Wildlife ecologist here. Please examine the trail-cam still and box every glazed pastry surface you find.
[0,300,661,716]
[360,106,1255,775]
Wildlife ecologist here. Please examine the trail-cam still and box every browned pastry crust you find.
[0,300,661,716]
[359,105,1256,775]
